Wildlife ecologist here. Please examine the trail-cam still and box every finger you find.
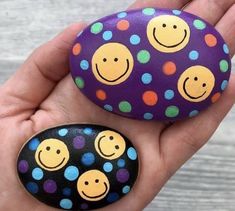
[184,0,235,25]
[0,22,86,118]
[216,4,235,57]
[160,73,235,175]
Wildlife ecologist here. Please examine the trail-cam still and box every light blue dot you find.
[164,90,175,100]
[83,128,92,135]
[64,166,79,181]
[104,104,113,111]
[81,152,95,166]
[172,10,181,15]
[117,12,127,18]
[58,128,68,136]
[122,185,130,194]
[80,60,89,70]
[223,44,229,54]
[130,34,141,45]
[60,199,73,210]
[189,110,199,117]
[26,182,39,194]
[221,80,228,91]
[103,162,113,172]
[141,73,152,84]
[117,159,125,168]
[143,112,153,120]
[107,192,119,203]
[193,19,206,30]
[142,8,155,16]
[127,147,137,160]
[103,31,113,41]
[63,187,72,196]
[32,168,44,180]
[189,50,199,60]
[28,138,40,151]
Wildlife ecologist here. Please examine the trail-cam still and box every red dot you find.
[117,20,130,31]
[205,34,217,47]
[96,89,107,101]
[211,92,221,103]
[163,61,177,75]
[72,43,82,56]
[142,91,158,106]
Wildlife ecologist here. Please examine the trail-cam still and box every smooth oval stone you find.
[17,124,138,210]
[70,8,231,121]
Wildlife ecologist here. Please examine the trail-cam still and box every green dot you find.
[137,50,151,64]
[119,101,132,113]
[193,19,206,30]
[220,60,229,72]
[75,77,84,89]
[91,22,103,34]
[165,106,179,118]
[142,8,155,16]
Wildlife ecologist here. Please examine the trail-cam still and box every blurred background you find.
[0,0,234,210]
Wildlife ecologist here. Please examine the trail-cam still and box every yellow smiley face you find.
[35,139,69,171]
[177,66,215,102]
[94,130,126,160]
[77,170,110,201]
[92,43,134,85]
[147,15,190,53]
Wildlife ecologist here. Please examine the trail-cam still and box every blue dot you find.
[104,104,113,111]
[130,34,141,45]
[141,73,152,84]
[127,147,137,160]
[143,112,153,120]
[189,110,199,117]
[60,199,73,210]
[223,44,229,54]
[80,60,89,70]
[164,90,175,100]
[83,128,92,135]
[172,10,181,15]
[117,12,127,18]
[221,80,228,91]
[64,166,79,181]
[81,152,95,166]
[142,8,155,16]
[63,188,72,196]
[117,159,126,168]
[122,185,130,194]
[189,50,199,60]
[28,138,40,151]
[107,192,119,203]
[103,31,113,41]
[58,128,68,136]
[103,162,113,172]
[32,168,44,180]
[26,182,39,194]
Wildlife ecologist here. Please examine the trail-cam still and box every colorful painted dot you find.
[223,44,229,54]
[104,104,113,111]
[81,152,95,166]
[58,128,68,137]
[221,80,228,91]
[60,199,73,210]
[122,185,130,194]
[103,31,113,41]
[83,128,92,135]
[63,187,72,196]
[119,101,132,113]
[116,169,130,183]
[90,22,103,34]
[96,89,107,100]
[64,166,79,181]
[81,203,88,210]
[28,138,40,151]
[127,147,137,160]
[80,60,89,70]
[43,179,57,193]
[137,50,150,64]
[142,8,155,16]
[189,50,199,60]
[117,159,126,168]
[73,135,85,149]
[205,34,217,47]
[26,182,39,194]
[117,12,127,18]
[163,61,176,75]
[211,92,221,103]
[164,90,175,100]
[75,77,84,89]
[143,112,154,120]
[32,167,44,180]
[220,60,229,72]
[18,160,29,173]
[172,10,181,15]
[165,106,179,118]
[103,162,113,172]
[141,73,152,84]
[107,192,119,203]
[142,91,158,106]
[189,110,199,117]
[193,19,206,30]
[117,20,130,31]
[72,43,81,56]
[130,34,141,45]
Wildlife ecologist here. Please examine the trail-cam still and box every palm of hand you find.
[1,1,235,210]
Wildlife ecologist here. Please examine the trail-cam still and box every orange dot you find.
[117,20,130,31]
[163,61,177,75]
[96,89,107,101]
[72,43,82,55]
[142,91,158,106]
[205,34,217,47]
[211,92,221,103]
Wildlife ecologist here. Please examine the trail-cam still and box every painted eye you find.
[95,179,99,183]
[46,146,50,151]
[114,58,118,62]
[173,25,177,29]
[194,77,198,81]
[103,58,107,62]
[115,145,120,150]
[56,149,61,154]
[162,23,166,27]
[85,181,89,185]
[202,83,206,87]
[109,136,114,140]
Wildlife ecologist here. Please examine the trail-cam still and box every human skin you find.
[0,0,235,210]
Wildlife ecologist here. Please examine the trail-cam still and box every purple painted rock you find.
[70,8,231,121]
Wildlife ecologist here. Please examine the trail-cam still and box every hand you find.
[0,0,235,210]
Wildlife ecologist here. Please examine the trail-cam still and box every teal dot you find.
[32,168,44,180]
[119,101,132,113]
[91,22,103,34]
[221,80,228,91]
[189,50,199,60]
[75,77,84,89]
[127,147,137,160]
[189,110,199,117]
[81,152,95,166]
[26,182,39,194]
[223,44,229,54]
[117,159,125,168]
[143,112,153,120]
[117,12,127,18]
[220,60,229,72]
[60,199,73,210]
[164,90,175,100]
[130,34,141,45]
[83,128,92,135]
[103,162,113,172]
[28,138,40,151]
[58,128,68,136]
[103,31,113,41]
[141,73,152,84]
[64,166,79,181]
[137,50,151,64]
[172,10,181,15]
[122,185,130,194]
[104,104,113,111]
[80,60,89,70]
[193,19,206,30]
[165,106,179,118]
[142,8,155,16]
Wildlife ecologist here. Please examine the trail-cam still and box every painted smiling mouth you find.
[183,77,206,99]
[82,182,108,199]
[153,28,187,48]
[98,136,115,157]
[95,59,130,82]
[38,150,65,169]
